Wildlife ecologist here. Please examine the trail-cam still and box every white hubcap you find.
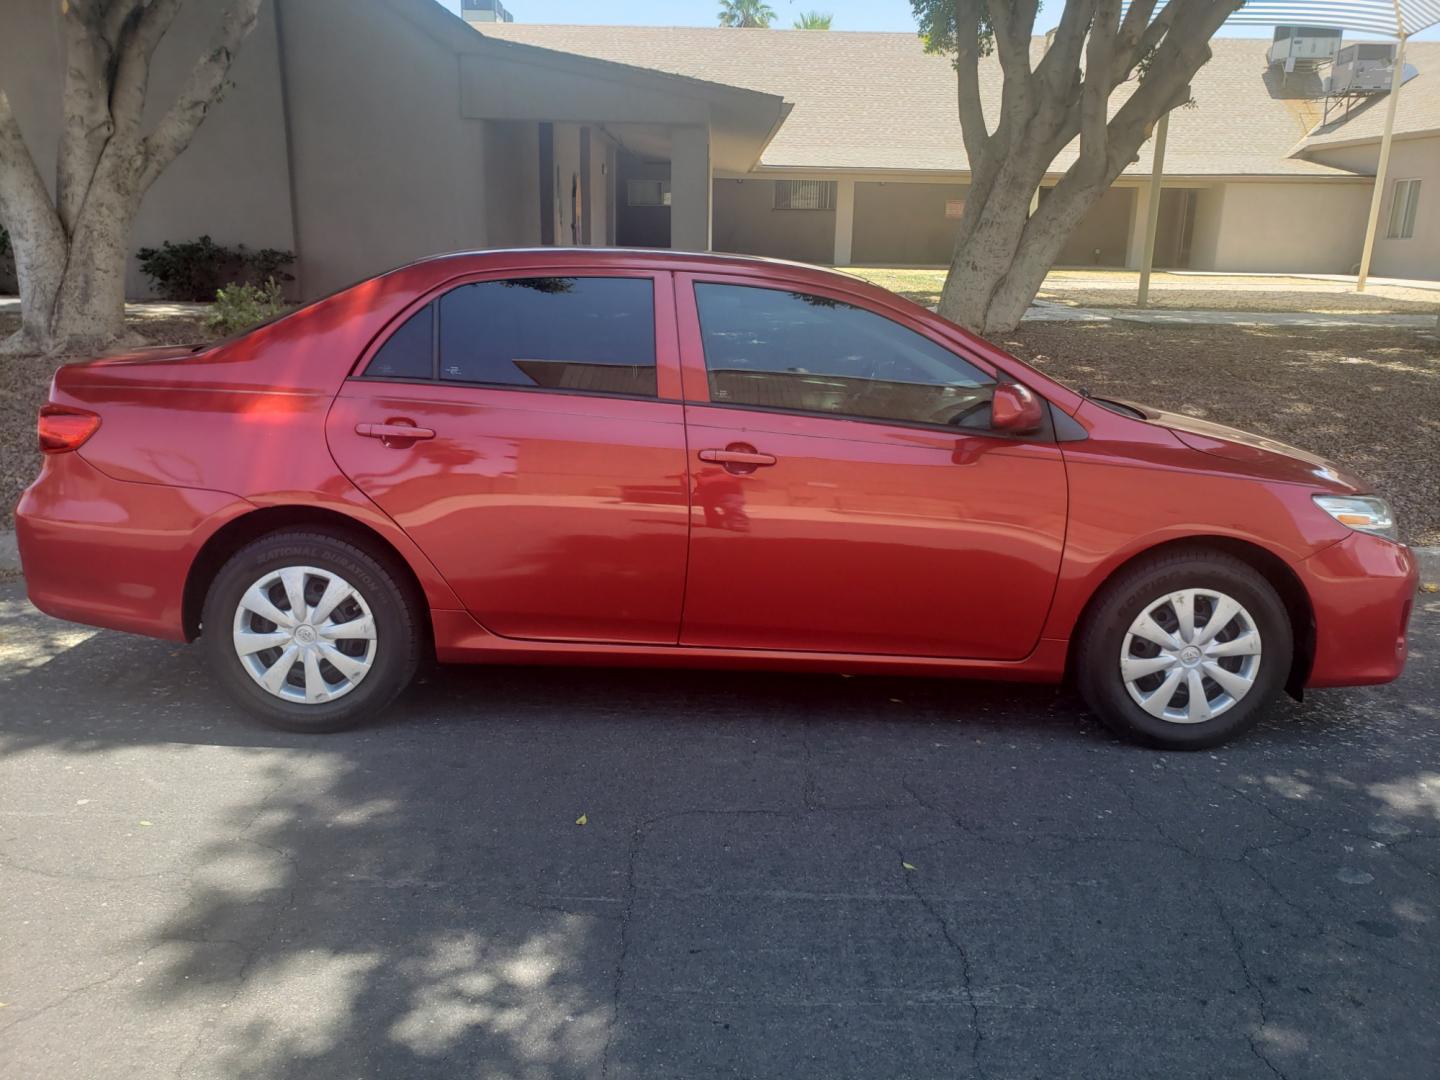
[1120,587,1261,725]
[232,566,377,705]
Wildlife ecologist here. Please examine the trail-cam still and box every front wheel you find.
[1075,548,1294,750]
[201,530,422,733]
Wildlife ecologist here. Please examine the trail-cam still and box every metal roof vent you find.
[1268,25,1343,73]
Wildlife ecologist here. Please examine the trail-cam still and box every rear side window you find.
[362,276,658,398]
[365,303,434,380]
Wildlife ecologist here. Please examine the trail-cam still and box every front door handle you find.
[356,421,436,445]
[698,444,777,475]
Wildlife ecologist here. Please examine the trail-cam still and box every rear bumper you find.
[1296,533,1418,688]
[16,452,250,641]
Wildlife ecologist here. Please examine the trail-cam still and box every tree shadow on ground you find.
[1,601,1438,1078]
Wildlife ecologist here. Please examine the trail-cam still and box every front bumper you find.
[16,452,250,641]
[1296,532,1418,688]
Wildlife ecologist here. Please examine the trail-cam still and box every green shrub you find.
[206,278,291,336]
[137,235,295,301]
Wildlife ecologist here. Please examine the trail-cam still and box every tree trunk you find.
[0,0,263,357]
[921,0,1243,338]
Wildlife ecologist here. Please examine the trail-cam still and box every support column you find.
[1356,34,1407,292]
[833,178,855,266]
[1137,110,1170,308]
[1126,185,1151,269]
[670,124,712,252]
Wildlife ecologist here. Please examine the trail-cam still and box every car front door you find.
[326,270,690,645]
[674,275,1068,660]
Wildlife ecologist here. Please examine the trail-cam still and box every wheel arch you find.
[182,505,433,646]
[1065,535,1316,697]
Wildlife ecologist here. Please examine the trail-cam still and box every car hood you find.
[1092,398,1364,493]
[1136,405,1364,493]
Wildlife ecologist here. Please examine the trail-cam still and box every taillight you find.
[38,405,101,453]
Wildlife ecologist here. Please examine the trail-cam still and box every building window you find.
[774,180,836,211]
[627,179,670,207]
[1386,178,1421,239]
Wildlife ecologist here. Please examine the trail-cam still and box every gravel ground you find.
[3,313,1437,544]
[847,268,1440,316]
[1004,322,1440,545]
[1046,286,1440,315]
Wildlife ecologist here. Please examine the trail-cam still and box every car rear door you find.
[326,270,690,645]
[674,274,1068,660]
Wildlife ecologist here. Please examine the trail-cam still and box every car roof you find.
[398,247,871,286]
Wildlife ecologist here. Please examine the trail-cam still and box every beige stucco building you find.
[1,0,1435,299]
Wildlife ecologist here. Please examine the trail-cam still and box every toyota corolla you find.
[15,250,1417,748]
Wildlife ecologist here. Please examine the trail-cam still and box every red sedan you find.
[16,250,1417,748]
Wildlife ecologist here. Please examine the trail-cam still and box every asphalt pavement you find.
[1,578,1437,1080]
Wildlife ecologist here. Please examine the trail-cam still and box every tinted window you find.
[439,277,656,396]
[693,283,997,429]
[364,303,434,380]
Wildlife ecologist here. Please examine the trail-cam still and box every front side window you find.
[693,283,997,429]
[366,276,657,397]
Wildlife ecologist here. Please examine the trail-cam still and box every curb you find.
[0,529,1434,586]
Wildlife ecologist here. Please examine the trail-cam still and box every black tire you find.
[1075,547,1293,750]
[201,530,422,733]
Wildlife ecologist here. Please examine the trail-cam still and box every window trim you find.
[674,274,1054,442]
[1386,177,1421,240]
[626,179,670,207]
[773,179,837,211]
[349,268,682,402]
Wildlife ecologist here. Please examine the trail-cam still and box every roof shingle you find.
[480,26,1438,177]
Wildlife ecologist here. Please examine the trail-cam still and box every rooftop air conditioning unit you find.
[1268,25,1343,73]
[1326,43,1399,93]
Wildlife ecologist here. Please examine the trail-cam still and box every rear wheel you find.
[202,530,421,733]
[1076,549,1293,749]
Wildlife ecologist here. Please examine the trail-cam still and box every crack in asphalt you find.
[896,846,987,1079]
[1114,777,1293,1080]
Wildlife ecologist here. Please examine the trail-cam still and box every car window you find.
[440,276,656,396]
[364,303,434,380]
[693,282,997,429]
[362,277,658,396]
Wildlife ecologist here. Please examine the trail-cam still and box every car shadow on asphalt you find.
[2,611,1438,1079]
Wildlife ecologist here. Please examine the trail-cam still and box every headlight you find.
[1313,495,1397,541]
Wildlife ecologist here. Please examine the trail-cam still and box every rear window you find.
[364,276,657,398]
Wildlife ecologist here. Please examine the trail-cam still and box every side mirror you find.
[990,382,1045,435]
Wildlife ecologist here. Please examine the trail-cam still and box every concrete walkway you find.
[0,297,210,318]
[4,295,1435,330]
[1023,300,1440,329]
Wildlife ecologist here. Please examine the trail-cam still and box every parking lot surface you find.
[2,580,1437,1079]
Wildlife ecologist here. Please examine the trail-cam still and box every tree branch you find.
[1076,0,1122,182]
[0,89,68,333]
[139,0,262,191]
[110,0,186,145]
[1035,0,1096,96]
[952,0,992,168]
[987,0,1040,136]
[56,2,118,234]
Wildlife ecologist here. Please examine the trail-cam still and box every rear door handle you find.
[698,444,777,474]
[356,421,435,443]
[698,448,776,466]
